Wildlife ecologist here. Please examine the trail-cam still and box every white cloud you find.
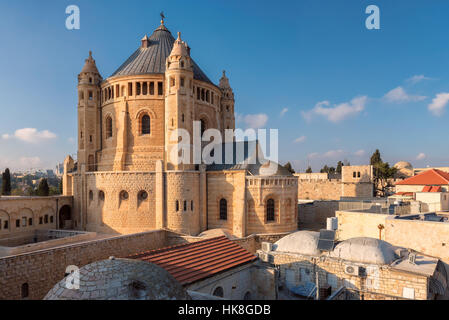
[428,93,449,116]
[323,149,344,158]
[302,96,367,123]
[307,150,345,160]
[354,149,366,156]
[416,153,426,160]
[407,75,432,84]
[280,108,288,117]
[307,152,319,159]
[2,128,57,144]
[293,136,306,144]
[384,86,426,103]
[243,114,268,129]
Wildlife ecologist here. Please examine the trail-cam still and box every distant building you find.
[294,165,374,201]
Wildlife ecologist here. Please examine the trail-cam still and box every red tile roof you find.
[128,236,257,286]
[394,192,414,196]
[396,169,449,186]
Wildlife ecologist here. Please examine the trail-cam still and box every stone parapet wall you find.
[0,229,166,300]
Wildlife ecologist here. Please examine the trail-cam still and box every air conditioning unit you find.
[261,242,272,252]
[258,252,269,263]
[344,264,360,276]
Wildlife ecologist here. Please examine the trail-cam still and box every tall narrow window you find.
[106,117,113,138]
[149,82,155,95]
[136,82,141,95]
[184,201,187,211]
[128,82,133,96]
[143,82,148,95]
[21,283,29,299]
[141,115,150,135]
[176,200,179,212]
[200,119,206,136]
[266,199,275,222]
[219,199,227,220]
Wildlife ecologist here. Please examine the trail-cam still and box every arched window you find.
[219,198,227,220]
[266,198,275,222]
[243,291,251,300]
[106,116,113,138]
[212,286,224,298]
[138,191,148,201]
[98,190,105,201]
[141,115,151,135]
[120,191,129,201]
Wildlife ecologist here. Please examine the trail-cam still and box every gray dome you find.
[44,258,190,300]
[110,23,213,84]
[273,231,321,256]
[330,237,397,265]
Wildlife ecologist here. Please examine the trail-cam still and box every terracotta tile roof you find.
[394,192,414,196]
[128,236,257,286]
[396,169,449,186]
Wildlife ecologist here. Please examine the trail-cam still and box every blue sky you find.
[0,0,449,172]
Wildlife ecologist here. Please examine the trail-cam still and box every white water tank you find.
[327,217,338,231]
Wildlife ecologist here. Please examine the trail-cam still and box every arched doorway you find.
[59,205,72,229]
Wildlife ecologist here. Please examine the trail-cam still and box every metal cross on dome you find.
[160,11,165,23]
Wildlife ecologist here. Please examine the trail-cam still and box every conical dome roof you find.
[111,22,212,84]
[80,51,99,74]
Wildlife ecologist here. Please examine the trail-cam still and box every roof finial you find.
[89,50,92,58]
[223,70,226,77]
[177,32,181,40]
[160,11,165,25]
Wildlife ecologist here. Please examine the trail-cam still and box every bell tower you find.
[77,51,102,172]
[219,71,235,134]
[164,32,195,170]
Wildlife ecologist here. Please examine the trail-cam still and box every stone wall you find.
[298,201,339,231]
[336,210,389,241]
[0,229,166,300]
[297,179,341,200]
[186,263,276,300]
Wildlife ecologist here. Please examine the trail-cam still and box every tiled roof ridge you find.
[128,236,227,259]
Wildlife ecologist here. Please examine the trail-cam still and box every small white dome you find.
[394,161,413,170]
[330,237,397,265]
[273,231,321,256]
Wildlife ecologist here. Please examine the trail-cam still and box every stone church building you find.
[63,19,298,238]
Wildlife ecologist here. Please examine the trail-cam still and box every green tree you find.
[1,168,11,196]
[328,166,336,174]
[58,177,63,194]
[370,149,382,165]
[369,149,397,197]
[336,161,343,174]
[320,165,330,173]
[306,166,312,173]
[36,178,49,197]
[283,162,295,174]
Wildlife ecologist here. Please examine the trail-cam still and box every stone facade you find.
[295,165,374,200]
